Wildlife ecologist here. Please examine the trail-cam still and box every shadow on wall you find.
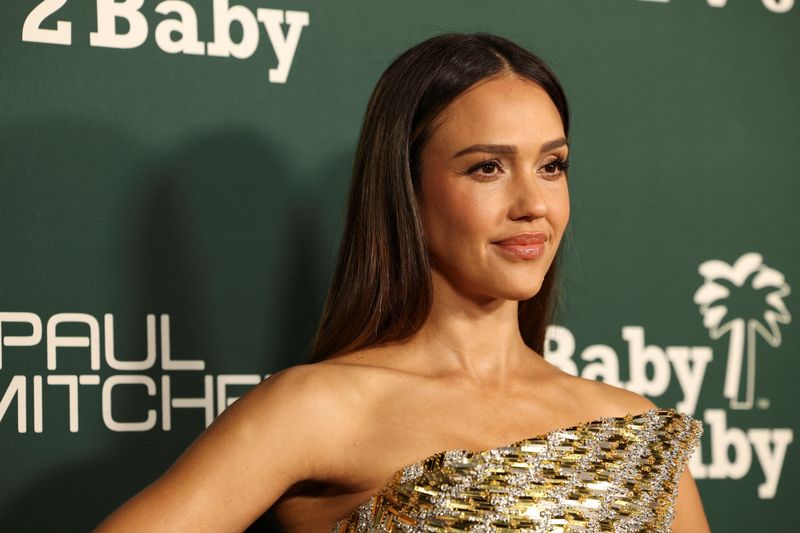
[248,146,356,531]
[0,119,352,532]
[133,126,334,372]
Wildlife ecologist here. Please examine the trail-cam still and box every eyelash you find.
[466,157,569,181]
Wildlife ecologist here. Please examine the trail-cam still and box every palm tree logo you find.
[693,253,791,410]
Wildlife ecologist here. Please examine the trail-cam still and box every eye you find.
[540,157,569,180]
[466,159,503,181]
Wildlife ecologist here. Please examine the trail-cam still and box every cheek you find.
[556,188,570,223]
[424,183,499,248]
[549,186,571,241]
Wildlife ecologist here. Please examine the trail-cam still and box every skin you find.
[95,74,710,532]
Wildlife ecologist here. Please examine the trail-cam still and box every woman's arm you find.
[94,364,344,532]
[672,467,711,533]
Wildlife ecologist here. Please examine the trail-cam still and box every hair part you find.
[307,32,570,363]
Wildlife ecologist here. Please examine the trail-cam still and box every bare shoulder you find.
[94,361,384,532]
[252,357,401,443]
[248,361,378,422]
[551,371,658,419]
[238,361,386,465]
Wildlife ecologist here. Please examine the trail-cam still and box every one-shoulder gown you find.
[332,407,703,532]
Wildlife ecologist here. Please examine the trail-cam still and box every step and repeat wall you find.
[1,1,797,531]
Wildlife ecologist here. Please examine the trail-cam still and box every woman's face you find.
[417,74,570,303]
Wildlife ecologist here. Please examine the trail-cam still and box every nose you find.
[508,171,548,221]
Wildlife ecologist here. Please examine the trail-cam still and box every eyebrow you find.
[452,137,568,159]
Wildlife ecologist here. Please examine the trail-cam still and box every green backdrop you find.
[1,1,797,531]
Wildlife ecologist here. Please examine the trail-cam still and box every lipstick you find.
[492,232,547,259]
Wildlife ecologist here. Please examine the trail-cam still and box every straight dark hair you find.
[307,32,570,362]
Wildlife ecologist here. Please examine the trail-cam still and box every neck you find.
[400,269,541,385]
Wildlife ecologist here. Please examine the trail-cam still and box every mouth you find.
[492,232,548,260]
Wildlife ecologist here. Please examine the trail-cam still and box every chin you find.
[499,282,545,301]
[469,272,545,301]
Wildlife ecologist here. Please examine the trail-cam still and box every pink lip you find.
[493,232,547,245]
[492,232,547,259]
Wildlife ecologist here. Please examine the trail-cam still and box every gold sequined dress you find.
[333,407,702,532]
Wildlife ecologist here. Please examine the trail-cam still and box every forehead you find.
[426,75,564,152]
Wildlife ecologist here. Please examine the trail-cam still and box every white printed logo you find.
[544,251,794,498]
[694,253,792,410]
[20,0,310,84]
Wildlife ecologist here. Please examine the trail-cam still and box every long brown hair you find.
[307,33,570,362]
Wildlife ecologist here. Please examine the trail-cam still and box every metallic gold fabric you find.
[333,408,702,532]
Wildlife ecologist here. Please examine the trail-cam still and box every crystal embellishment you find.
[331,408,703,532]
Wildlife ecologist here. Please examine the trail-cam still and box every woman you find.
[96,33,710,532]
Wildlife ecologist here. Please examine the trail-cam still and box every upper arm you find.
[671,464,711,532]
[95,364,352,533]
